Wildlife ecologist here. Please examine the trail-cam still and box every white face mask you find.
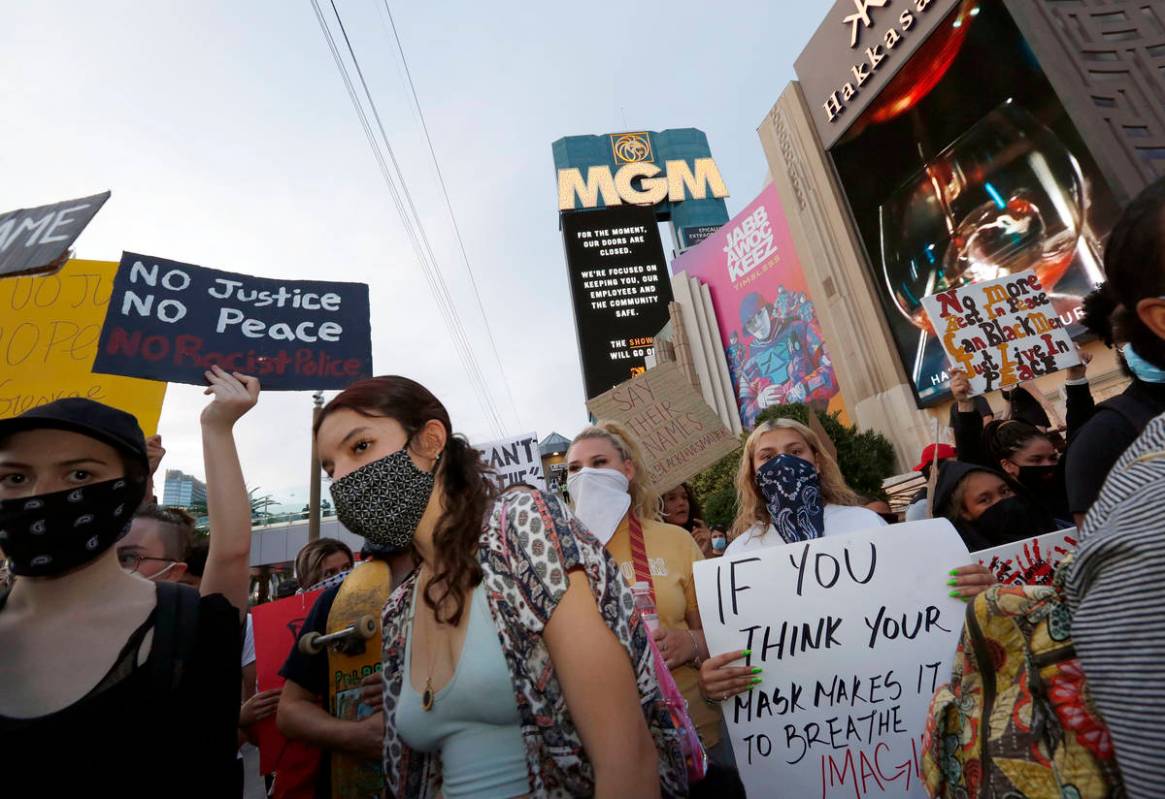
[567,467,632,545]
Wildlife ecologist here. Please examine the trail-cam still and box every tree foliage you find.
[689,403,897,529]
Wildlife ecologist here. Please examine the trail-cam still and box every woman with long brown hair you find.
[313,376,686,798]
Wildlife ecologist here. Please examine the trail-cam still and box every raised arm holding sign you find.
[694,520,971,798]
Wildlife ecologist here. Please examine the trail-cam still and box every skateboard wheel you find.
[299,631,323,655]
[356,615,378,639]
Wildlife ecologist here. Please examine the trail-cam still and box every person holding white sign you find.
[697,419,994,703]
[566,423,722,760]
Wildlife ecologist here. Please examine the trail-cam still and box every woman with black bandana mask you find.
[313,375,688,798]
[0,366,260,798]
[695,419,995,704]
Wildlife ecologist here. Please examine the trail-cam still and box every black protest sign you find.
[93,253,372,390]
[0,191,110,278]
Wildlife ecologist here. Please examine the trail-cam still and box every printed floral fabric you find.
[378,490,688,798]
[923,578,1123,798]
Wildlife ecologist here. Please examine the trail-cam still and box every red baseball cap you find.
[914,443,956,472]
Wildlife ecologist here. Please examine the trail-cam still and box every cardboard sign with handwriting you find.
[586,362,739,492]
[0,259,166,434]
[695,520,969,798]
[921,269,1079,395]
[975,528,1078,587]
[475,432,546,491]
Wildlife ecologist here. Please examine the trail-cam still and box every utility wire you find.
[379,0,523,431]
[326,0,506,437]
[310,0,506,436]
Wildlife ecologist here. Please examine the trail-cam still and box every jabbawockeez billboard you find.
[672,185,844,429]
[554,129,730,400]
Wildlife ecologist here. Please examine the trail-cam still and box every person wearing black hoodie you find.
[949,370,1079,527]
[932,460,1058,552]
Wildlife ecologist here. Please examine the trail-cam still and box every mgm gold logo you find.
[610,132,653,165]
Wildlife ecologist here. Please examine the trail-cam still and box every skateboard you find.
[325,559,392,799]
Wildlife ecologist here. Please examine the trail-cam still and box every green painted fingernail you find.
[949,590,963,599]
[741,649,752,656]
[946,578,958,587]
[949,569,959,576]
[751,667,763,674]
[750,677,762,685]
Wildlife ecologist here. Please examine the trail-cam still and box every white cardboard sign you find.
[694,520,970,798]
[474,432,546,491]
[974,528,1078,587]
[921,269,1079,396]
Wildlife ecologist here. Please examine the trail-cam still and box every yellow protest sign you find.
[0,259,166,434]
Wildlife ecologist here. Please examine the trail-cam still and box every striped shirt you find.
[1068,411,1165,798]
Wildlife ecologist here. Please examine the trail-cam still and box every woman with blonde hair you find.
[725,418,884,554]
[700,416,994,703]
[566,422,724,764]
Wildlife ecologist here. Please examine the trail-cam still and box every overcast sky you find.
[0,0,827,508]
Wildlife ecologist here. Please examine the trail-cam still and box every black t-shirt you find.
[278,584,341,799]
[0,589,242,798]
[1066,381,1165,515]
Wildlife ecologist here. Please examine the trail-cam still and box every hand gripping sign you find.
[93,252,372,390]
[695,520,969,798]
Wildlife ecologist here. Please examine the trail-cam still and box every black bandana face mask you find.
[755,453,825,544]
[329,448,435,550]
[0,478,144,577]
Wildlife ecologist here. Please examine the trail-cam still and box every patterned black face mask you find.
[0,478,144,577]
[329,448,435,550]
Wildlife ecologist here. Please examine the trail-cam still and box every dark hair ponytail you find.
[316,376,498,625]
[1104,177,1165,369]
[983,418,1047,465]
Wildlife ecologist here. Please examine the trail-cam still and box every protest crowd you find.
[6,0,1165,792]
[0,173,1161,799]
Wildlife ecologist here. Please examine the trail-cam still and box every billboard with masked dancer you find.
[672,184,844,429]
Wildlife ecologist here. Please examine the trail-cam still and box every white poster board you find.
[974,528,1077,586]
[474,432,546,491]
[921,269,1079,395]
[694,520,970,798]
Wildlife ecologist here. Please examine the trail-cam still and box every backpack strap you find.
[1097,392,1160,434]
[150,581,201,695]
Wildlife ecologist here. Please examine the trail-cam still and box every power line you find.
[325,0,507,437]
[379,0,523,431]
[309,0,506,436]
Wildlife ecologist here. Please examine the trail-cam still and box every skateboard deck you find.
[326,559,392,799]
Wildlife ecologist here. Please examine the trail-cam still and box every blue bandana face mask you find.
[755,454,825,543]
[1122,343,1165,384]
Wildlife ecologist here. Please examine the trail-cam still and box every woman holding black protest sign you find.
[0,366,259,797]
[315,376,686,798]
[696,418,994,703]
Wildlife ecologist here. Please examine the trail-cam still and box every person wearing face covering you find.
[313,377,687,799]
[0,366,260,798]
[696,418,995,704]
[931,460,1057,551]
[566,422,722,762]
[949,370,1074,527]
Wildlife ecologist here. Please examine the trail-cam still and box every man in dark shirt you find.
[277,550,412,798]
